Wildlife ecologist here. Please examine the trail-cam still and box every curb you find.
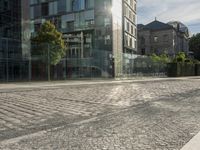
[0,76,199,90]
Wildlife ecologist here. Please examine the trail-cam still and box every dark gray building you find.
[30,0,137,77]
[137,20,189,56]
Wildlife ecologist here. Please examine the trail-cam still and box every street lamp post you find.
[109,54,115,78]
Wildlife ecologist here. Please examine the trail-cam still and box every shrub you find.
[175,52,186,63]
[172,52,186,63]
[150,53,170,64]
[192,59,200,64]
[185,59,193,64]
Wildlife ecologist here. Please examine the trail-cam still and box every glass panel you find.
[58,0,67,12]
[72,0,85,11]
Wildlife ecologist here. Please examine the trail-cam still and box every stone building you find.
[137,19,189,56]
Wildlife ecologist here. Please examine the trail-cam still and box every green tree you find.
[189,33,200,60]
[31,21,67,80]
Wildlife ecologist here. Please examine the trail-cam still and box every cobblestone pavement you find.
[0,78,200,150]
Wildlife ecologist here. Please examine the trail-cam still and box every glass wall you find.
[123,53,167,77]
[0,39,167,82]
[0,39,29,82]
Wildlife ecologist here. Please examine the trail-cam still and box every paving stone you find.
[0,79,199,149]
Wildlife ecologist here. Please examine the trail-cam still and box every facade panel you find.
[0,0,30,81]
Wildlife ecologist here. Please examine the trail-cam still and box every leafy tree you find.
[31,21,67,65]
[31,21,67,80]
[189,33,200,60]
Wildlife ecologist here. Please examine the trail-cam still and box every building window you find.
[66,21,74,31]
[141,37,145,45]
[129,38,132,47]
[34,23,41,32]
[129,10,132,20]
[124,5,127,16]
[72,0,85,11]
[154,36,158,42]
[141,48,145,55]
[58,0,66,12]
[130,0,133,8]
[49,1,58,15]
[132,14,135,23]
[3,0,9,11]
[104,1,110,10]
[131,25,133,34]
[41,3,49,16]
[104,18,111,26]
[85,0,94,9]
[126,21,129,32]
[105,35,111,45]
[85,19,94,27]
[125,34,128,46]
[134,3,136,11]
[163,34,169,42]
[33,5,41,18]
[30,0,39,5]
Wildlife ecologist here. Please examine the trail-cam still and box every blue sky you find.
[137,0,200,34]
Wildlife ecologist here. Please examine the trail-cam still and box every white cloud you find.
[137,0,200,33]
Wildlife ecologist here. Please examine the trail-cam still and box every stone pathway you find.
[0,78,199,149]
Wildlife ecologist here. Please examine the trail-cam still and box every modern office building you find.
[0,0,31,59]
[30,0,137,78]
[0,0,31,81]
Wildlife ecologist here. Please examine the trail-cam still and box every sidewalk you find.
[181,131,200,150]
[0,76,199,90]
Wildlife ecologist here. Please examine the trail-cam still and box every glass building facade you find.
[0,0,31,81]
[0,1,167,81]
[30,0,137,78]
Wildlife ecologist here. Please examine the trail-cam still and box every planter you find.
[167,63,181,77]
[195,64,200,76]
[167,63,196,77]
[183,63,195,76]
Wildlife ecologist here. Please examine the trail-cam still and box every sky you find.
[137,0,200,34]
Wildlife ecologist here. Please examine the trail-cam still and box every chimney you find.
[177,23,180,31]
